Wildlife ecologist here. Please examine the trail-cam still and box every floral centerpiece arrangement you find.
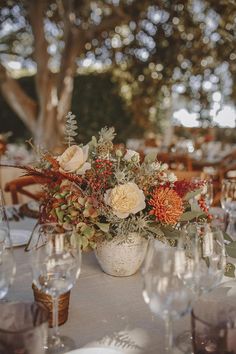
[25,112,210,253]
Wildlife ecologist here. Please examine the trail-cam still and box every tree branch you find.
[0,64,37,133]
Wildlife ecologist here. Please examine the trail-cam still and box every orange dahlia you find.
[149,187,184,225]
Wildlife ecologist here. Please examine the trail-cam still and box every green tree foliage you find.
[0,0,235,138]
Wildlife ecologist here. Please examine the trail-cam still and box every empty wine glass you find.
[0,189,16,300]
[221,179,236,214]
[142,239,193,353]
[175,223,227,353]
[30,223,82,354]
[185,222,226,295]
[226,210,236,240]
[204,180,214,208]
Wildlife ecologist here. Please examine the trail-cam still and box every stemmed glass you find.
[204,180,214,208]
[183,222,226,295]
[142,239,193,353]
[221,179,236,215]
[0,189,16,300]
[175,223,226,353]
[221,179,236,239]
[30,223,82,354]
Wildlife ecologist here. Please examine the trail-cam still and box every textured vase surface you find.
[95,232,148,276]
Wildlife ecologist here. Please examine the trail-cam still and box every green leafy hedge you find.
[0,73,140,144]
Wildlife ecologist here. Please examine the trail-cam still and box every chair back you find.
[157,153,192,171]
[173,170,207,181]
[5,175,42,204]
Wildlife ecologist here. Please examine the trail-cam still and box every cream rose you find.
[104,182,146,219]
[58,145,91,174]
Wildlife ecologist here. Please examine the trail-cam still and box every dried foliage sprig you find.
[64,111,78,147]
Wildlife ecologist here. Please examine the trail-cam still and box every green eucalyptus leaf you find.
[224,263,235,278]
[89,241,97,249]
[147,225,164,237]
[223,231,233,243]
[184,189,202,201]
[160,226,181,239]
[179,211,205,222]
[96,222,110,233]
[55,208,64,222]
[81,236,89,250]
[225,242,236,258]
[82,226,95,239]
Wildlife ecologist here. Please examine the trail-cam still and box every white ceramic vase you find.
[94,232,148,277]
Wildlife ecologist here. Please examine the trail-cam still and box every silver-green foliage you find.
[64,112,78,146]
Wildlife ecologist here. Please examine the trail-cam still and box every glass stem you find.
[52,296,60,339]
[164,315,173,354]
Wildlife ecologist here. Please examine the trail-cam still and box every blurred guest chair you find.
[5,176,43,205]
[173,170,206,181]
[157,153,192,171]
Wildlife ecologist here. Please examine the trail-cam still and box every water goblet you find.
[0,189,16,300]
[142,238,193,353]
[30,223,82,354]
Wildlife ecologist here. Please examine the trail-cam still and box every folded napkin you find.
[8,229,32,247]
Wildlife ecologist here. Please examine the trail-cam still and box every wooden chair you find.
[4,175,42,204]
[157,153,193,171]
[172,170,207,181]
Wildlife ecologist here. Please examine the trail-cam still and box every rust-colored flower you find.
[149,187,184,225]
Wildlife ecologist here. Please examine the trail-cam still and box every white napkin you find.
[8,229,31,247]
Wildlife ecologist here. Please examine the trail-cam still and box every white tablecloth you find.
[7,216,187,354]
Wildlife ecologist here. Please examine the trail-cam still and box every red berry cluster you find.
[198,195,212,220]
[89,159,113,189]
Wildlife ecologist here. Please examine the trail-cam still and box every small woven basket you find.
[32,284,70,327]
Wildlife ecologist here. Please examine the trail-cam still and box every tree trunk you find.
[0,2,128,151]
[33,81,65,152]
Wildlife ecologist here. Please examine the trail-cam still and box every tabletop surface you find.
[7,210,236,354]
[7,213,189,354]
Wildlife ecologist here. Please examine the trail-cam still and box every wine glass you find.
[0,189,16,300]
[175,223,226,353]
[226,210,236,240]
[221,179,236,215]
[142,239,193,353]
[30,223,82,354]
[204,179,214,208]
[185,222,226,295]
